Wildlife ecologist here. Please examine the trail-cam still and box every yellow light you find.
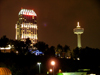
[47,71,49,74]
[16,51,18,54]
[0,45,11,50]
[77,58,80,60]
[28,25,29,28]
[34,26,35,28]
[21,35,23,38]
[15,24,17,29]
[36,26,37,29]
[59,69,62,73]
[21,24,23,28]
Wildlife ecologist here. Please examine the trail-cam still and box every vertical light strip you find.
[15,24,17,39]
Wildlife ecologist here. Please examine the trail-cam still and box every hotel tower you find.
[15,8,38,45]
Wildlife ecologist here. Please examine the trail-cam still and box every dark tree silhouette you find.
[72,47,80,58]
[25,38,32,47]
[8,39,15,52]
[0,35,9,52]
[14,40,26,55]
[0,35,9,47]
[63,45,70,52]
[55,44,63,57]
[45,46,55,57]
[56,44,63,52]
[24,38,32,55]
[33,41,48,52]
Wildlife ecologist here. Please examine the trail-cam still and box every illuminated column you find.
[21,24,23,39]
[73,22,84,48]
[25,24,27,38]
[15,24,17,39]
[31,25,33,38]
[33,25,35,42]
[23,24,25,40]
[77,34,81,48]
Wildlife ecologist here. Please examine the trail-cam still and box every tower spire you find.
[77,22,80,28]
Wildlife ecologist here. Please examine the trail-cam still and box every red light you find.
[23,12,35,16]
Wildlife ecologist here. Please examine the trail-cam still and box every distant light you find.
[49,69,52,72]
[0,45,11,50]
[59,69,62,73]
[16,51,18,54]
[66,56,71,59]
[89,74,96,75]
[31,50,44,55]
[47,71,49,74]
[37,62,41,65]
[77,58,80,60]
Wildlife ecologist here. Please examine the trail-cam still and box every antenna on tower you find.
[77,22,80,28]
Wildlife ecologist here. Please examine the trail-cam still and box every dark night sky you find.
[0,0,100,50]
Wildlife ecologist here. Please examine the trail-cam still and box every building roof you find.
[18,9,37,16]
[0,67,12,75]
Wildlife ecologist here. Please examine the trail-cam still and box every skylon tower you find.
[73,22,84,48]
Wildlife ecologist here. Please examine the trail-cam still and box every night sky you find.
[0,0,100,50]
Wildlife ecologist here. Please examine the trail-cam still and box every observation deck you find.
[73,22,84,34]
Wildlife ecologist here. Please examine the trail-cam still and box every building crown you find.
[18,9,37,16]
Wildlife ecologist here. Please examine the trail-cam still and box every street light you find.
[49,69,53,72]
[51,61,55,75]
[37,62,41,73]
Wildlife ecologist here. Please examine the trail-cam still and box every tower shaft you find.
[77,34,81,48]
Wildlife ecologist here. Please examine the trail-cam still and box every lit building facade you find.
[15,8,38,45]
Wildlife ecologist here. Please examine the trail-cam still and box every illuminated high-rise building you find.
[15,8,38,45]
[73,22,84,48]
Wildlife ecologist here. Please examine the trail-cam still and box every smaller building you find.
[0,45,12,53]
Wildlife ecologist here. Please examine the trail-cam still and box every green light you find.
[57,72,87,75]
[57,73,63,75]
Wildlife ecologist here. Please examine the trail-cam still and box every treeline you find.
[0,35,100,60]
[0,35,70,57]
[0,35,100,75]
